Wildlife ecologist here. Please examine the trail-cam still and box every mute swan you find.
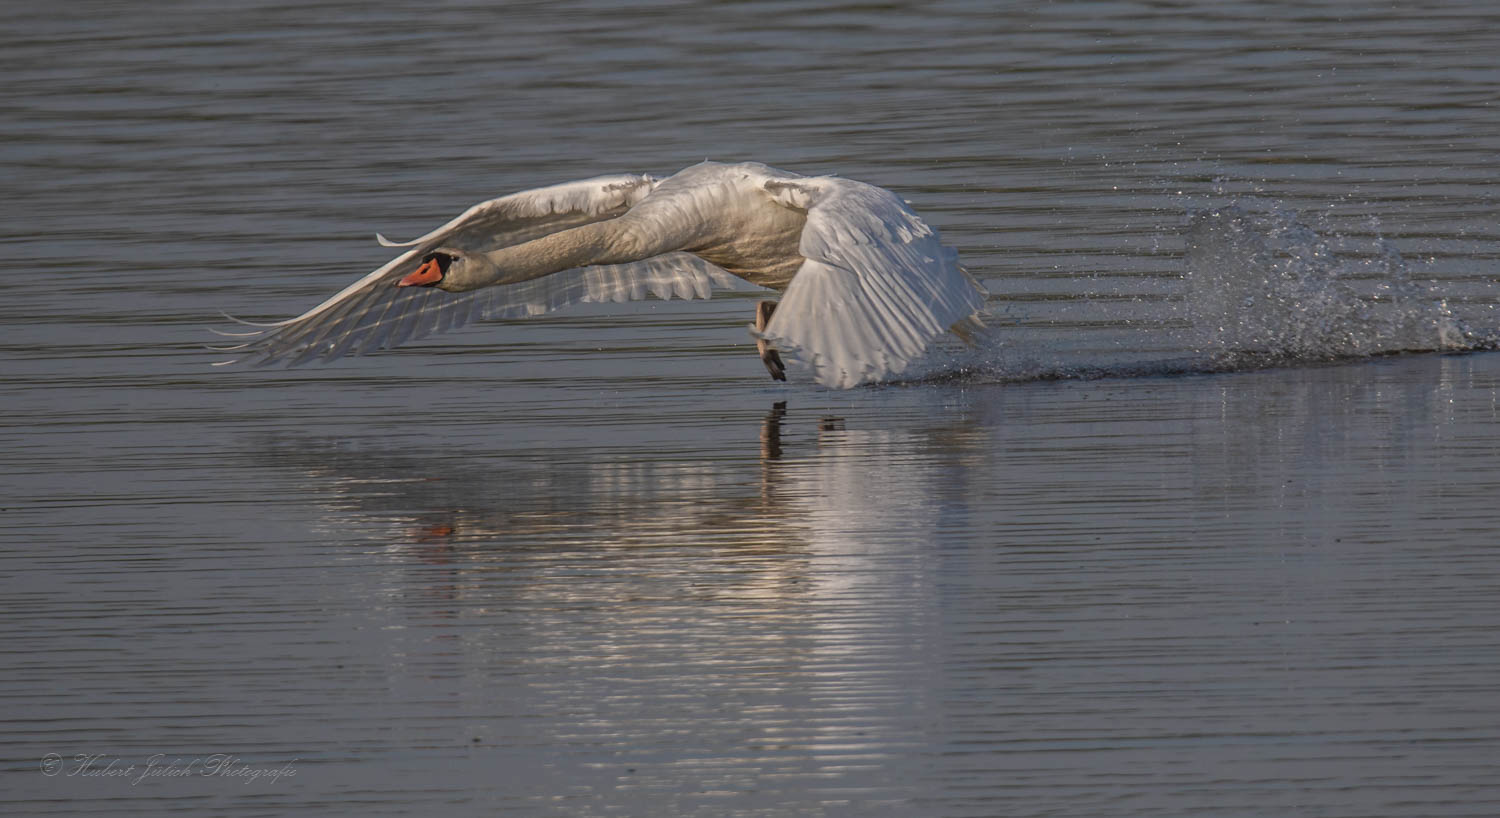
[216,161,987,388]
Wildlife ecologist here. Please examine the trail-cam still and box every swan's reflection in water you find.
[257,402,969,801]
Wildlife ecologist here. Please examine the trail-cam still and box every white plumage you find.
[216,161,987,388]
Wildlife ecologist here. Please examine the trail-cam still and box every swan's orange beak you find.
[398,258,445,288]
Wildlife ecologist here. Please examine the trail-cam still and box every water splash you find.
[1179,204,1484,365]
[927,201,1497,385]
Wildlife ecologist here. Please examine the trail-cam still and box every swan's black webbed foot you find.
[754,300,786,381]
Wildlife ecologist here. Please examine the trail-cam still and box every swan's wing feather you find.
[373,173,659,252]
[758,178,987,388]
[471,252,747,320]
[219,253,744,366]
[375,232,418,247]
[217,174,708,366]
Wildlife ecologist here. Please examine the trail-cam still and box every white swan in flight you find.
[216,161,987,388]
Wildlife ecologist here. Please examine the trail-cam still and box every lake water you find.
[5,1,1500,815]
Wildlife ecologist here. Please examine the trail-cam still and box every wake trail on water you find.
[924,201,1500,385]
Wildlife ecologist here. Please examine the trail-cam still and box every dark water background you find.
[5,1,1500,815]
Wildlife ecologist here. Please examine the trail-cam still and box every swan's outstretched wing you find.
[215,174,741,366]
[756,177,987,388]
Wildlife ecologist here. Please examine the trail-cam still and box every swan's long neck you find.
[477,215,697,287]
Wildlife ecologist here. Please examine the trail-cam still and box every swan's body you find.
[217,161,987,388]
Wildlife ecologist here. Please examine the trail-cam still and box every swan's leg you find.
[949,314,986,347]
[755,300,786,381]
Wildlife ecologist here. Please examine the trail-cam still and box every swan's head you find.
[397,248,496,293]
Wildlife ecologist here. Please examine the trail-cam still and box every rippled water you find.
[6,1,1500,815]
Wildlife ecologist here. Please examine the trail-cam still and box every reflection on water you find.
[200,363,1498,815]
[7,356,1500,814]
[244,402,961,807]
